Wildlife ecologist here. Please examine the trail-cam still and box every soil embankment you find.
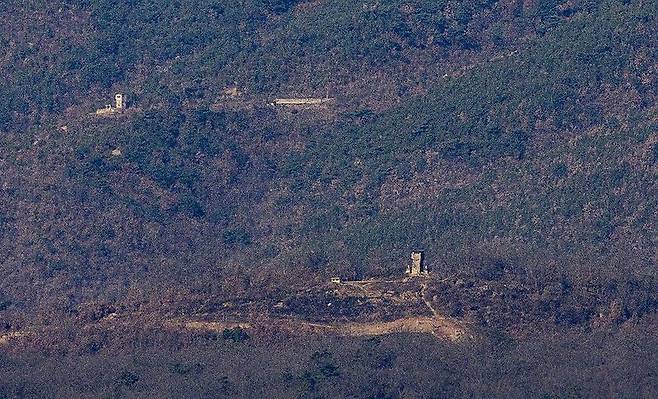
[169,313,468,341]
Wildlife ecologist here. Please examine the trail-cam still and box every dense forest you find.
[0,0,657,397]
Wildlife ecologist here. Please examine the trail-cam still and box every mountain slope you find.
[0,0,656,358]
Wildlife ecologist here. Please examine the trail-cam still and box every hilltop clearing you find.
[0,1,657,396]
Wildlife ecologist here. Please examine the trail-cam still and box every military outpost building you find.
[406,251,428,276]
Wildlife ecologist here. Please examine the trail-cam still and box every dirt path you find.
[0,332,28,346]
[165,278,470,341]
[0,310,469,350]
[169,313,468,342]
[0,277,470,348]
[420,281,439,316]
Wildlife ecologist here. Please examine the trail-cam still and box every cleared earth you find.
[0,277,472,349]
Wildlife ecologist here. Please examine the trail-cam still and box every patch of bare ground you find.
[166,278,470,341]
[0,278,471,350]
[0,332,28,346]
[167,314,468,341]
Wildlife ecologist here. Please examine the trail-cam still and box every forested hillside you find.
[1,0,657,397]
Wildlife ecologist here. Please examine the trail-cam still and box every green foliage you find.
[222,228,252,247]
[276,0,657,267]
[0,0,512,128]
[0,5,657,395]
[222,327,249,342]
[290,350,341,396]
[170,362,204,376]
[652,142,658,162]
[117,370,140,387]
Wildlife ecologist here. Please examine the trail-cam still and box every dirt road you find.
[166,278,469,341]
[0,332,28,346]
[169,313,468,341]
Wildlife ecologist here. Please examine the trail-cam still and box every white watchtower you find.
[406,251,428,276]
[115,93,125,110]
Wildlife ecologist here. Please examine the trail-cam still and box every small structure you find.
[270,97,334,107]
[406,251,428,276]
[330,277,342,284]
[95,104,116,116]
[223,86,241,98]
[115,93,125,110]
[93,93,127,116]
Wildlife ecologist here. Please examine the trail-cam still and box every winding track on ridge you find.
[0,280,470,349]
[168,279,469,341]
